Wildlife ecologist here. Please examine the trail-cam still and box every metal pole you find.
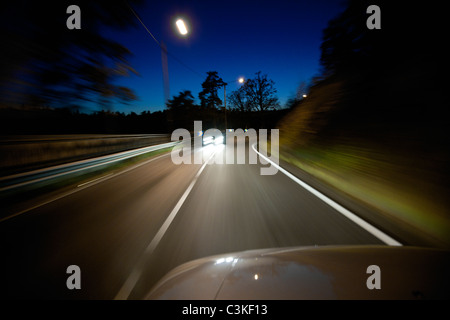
[224,84,227,130]
[161,41,170,105]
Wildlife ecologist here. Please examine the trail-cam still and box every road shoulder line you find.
[252,143,402,246]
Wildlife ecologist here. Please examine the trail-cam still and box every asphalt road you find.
[0,140,389,299]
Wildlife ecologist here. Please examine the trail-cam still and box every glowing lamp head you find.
[176,19,188,35]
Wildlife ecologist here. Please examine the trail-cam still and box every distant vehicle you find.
[202,130,225,146]
[145,245,450,299]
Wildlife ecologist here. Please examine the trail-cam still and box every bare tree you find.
[243,71,279,112]
[228,86,250,112]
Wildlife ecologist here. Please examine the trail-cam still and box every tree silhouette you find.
[166,90,196,112]
[228,86,250,112]
[198,71,226,109]
[166,90,199,130]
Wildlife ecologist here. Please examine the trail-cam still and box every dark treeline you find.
[0,106,288,135]
[0,107,166,134]
[0,67,286,134]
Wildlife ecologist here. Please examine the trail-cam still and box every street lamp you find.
[223,77,245,130]
[163,18,190,104]
[164,17,190,126]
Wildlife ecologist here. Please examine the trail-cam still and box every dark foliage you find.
[0,0,142,109]
[282,0,448,152]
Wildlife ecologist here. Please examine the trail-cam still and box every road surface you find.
[1,139,399,299]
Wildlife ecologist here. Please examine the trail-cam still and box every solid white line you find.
[251,143,402,246]
[114,150,216,300]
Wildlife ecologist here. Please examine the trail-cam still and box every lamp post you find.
[223,77,245,130]
[224,83,227,130]
[161,41,170,105]
[162,19,189,105]
[164,18,189,129]
[163,19,188,105]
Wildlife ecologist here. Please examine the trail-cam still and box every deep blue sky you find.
[103,0,347,114]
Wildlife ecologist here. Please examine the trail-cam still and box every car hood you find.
[145,245,450,300]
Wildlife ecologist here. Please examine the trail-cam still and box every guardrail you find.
[0,141,177,192]
[0,134,171,175]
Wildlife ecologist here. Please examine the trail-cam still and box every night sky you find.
[102,0,347,114]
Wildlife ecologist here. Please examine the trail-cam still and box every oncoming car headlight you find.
[203,136,214,145]
[214,136,224,145]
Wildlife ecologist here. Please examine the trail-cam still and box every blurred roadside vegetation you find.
[278,1,450,247]
[0,0,142,110]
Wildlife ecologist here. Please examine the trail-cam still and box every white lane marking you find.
[114,150,216,300]
[0,153,171,224]
[251,143,402,246]
[77,173,114,187]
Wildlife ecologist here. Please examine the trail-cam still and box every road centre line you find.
[114,149,216,300]
[251,143,402,246]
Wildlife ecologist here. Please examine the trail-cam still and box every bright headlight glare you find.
[203,136,214,145]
